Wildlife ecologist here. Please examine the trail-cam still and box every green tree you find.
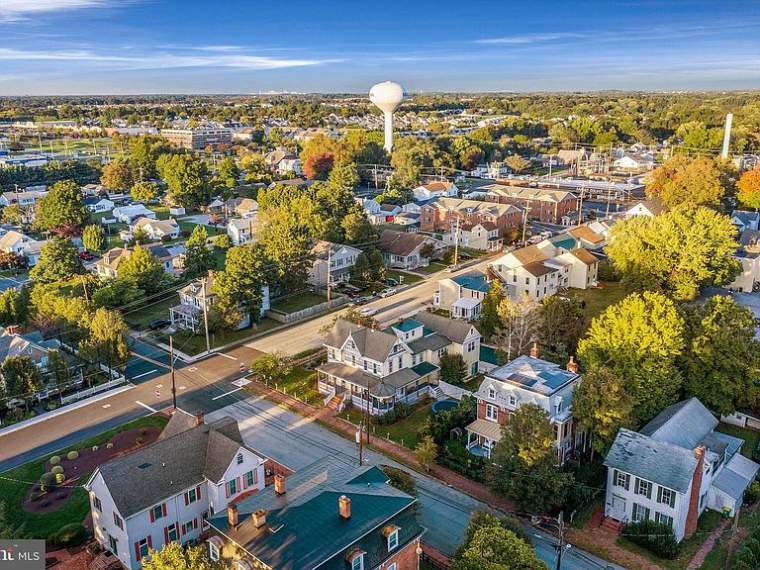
[79,308,129,378]
[1,355,44,401]
[214,156,240,190]
[451,526,546,570]
[260,205,313,294]
[34,180,89,235]
[0,499,25,539]
[117,245,165,294]
[606,207,740,301]
[681,296,760,415]
[646,155,726,209]
[573,367,634,457]
[675,120,723,151]
[29,237,85,284]
[0,288,28,326]
[183,225,215,278]
[414,435,438,472]
[212,243,269,325]
[478,280,504,339]
[251,352,293,385]
[100,158,134,190]
[131,181,161,203]
[505,155,531,173]
[341,210,376,244]
[737,166,760,211]
[1,203,23,225]
[142,542,223,570]
[578,292,685,423]
[212,232,231,250]
[159,154,211,209]
[439,352,467,384]
[92,278,145,309]
[536,296,585,364]
[488,404,574,513]
[326,161,359,194]
[46,349,72,386]
[82,224,105,253]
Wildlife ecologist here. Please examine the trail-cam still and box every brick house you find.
[465,348,586,462]
[419,197,521,237]
[207,455,423,570]
[481,183,578,223]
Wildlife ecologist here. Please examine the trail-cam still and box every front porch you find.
[465,418,502,459]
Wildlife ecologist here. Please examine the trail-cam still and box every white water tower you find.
[369,81,406,153]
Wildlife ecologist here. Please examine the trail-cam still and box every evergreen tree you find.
[478,280,504,338]
[118,245,165,294]
[183,225,215,278]
[82,224,105,253]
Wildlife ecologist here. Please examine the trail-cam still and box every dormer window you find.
[508,395,517,407]
[351,554,364,570]
[237,453,244,465]
[387,528,399,551]
[488,386,496,400]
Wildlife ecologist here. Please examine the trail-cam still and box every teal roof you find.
[480,345,499,365]
[551,235,577,251]
[422,326,436,336]
[452,271,490,293]
[209,457,422,570]
[411,361,438,376]
[393,318,423,333]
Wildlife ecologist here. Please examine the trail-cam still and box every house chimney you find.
[339,495,351,519]
[195,410,205,426]
[684,446,706,539]
[530,342,540,359]
[274,474,286,495]
[228,504,239,528]
[566,356,579,374]
[252,508,267,529]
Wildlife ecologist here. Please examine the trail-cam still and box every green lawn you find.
[148,205,171,220]
[616,510,724,570]
[570,281,629,327]
[0,415,168,540]
[271,365,321,405]
[156,318,280,355]
[123,296,177,330]
[385,270,423,284]
[342,401,433,449]
[716,423,760,459]
[418,262,448,274]
[270,292,327,314]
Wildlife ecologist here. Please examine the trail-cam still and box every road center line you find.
[135,400,158,413]
[216,353,238,361]
[131,369,157,379]
[211,387,243,401]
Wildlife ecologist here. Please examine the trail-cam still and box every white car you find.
[379,288,398,298]
[359,306,378,317]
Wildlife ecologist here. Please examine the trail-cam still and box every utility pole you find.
[555,511,566,570]
[326,245,332,305]
[358,391,365,467]
[81,275,89,302]
[605,180,612,219]
[201,278,211,354]
[169,335,177,409]
[576,189,585,227]
[521,203,532,247]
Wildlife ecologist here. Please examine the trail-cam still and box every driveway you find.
[204,395,617,568]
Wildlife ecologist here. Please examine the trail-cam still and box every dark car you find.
[148,319,170,330]
[79,252,96,261]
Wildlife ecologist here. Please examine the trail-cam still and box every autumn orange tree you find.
[738,166,760,210]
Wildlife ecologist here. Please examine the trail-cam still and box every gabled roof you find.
[415,311,478,344]
[311,240,361,261]
[568,225,604,245]
[209,456,421,570]
[570,248,599,266]
[629,197,666,216]
[417,180,454,192]
[522,261,555,277]
[323,319,401,362]
[731,210,760,227]
[484,354,578,397]
[378,229,432,257]
[0,230,29,250]
[510,244,549,265]
[640,397,718,450]
[95,414,259,518]
[423,196,519,217]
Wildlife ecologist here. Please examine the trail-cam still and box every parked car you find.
[385,277,399,286]
[79,252,96,261]
[148,319,170,330]
[359,306,378,317]
[379,288,398,298]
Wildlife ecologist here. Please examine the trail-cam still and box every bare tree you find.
[496,295,540,360]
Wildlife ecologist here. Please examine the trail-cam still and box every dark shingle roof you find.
[415,311,478,344]
[378,229,431,257]
[97,416,250,517]
[209,456,421,570]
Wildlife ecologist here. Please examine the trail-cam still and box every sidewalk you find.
[245,380,515,513]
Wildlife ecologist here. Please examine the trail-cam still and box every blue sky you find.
[1,0,759,94]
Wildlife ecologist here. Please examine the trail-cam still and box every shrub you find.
[374,402,412,426]
[597,259,620,282]
[51,465,64,475]
[745,480,760,505]
[51,523,86,548]
[29,491,42,502]
[621,520,680,559]
[380,465,417,496]
[49,455,61,466]
[40,472,57,491]
[66,450,79,460]
[55,473,65,484]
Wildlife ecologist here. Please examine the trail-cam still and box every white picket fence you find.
[61,375,127,405]
[437,380,473,401]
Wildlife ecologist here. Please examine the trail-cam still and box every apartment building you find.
[481,183,578,223]
[419,196,521,237]
[85,413,267,570]
[160,126,232,150]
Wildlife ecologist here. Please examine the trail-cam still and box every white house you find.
[434,270,492,320]
[131,217,180,241]
[731,210,760,233]
[0,230,46,266]
[85,413,267,570]
[227,217,257,246]
[277,155,302,176]
[85,197,116,214]
[604,398,759,541]
[308,240,361,288]
[113,204,156,224]
[466,350,585,462]
[378,229,440,270]
[94,244,185,279]
[624,197,666,218]
[0,188,47,207]
[412,180,459,201]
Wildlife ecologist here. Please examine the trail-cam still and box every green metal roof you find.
[480,345,500,365]
[411,361,438,376]
[551,235,577,251]
[452,271,490,293]
[393,318,423,333]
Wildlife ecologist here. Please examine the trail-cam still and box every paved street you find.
[247,258,494,355]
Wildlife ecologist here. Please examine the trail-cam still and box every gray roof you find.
[378,229,431,257]
[640,397,718,450]
[732,210,760,227]
[415,311,477,344]
[323,319,401,362]
[604,429,698,493]
[97,415,252,517]
[408,333,450,354]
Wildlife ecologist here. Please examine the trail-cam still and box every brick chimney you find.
[684,446,705,539]
[339,495,351,519]
[274,474,286,495]
[530,342,540,359]
[566,356,579,374]
[228,504,239,528]
[195,410,205,426]
[252,508,267,529]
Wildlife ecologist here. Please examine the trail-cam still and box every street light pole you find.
[169,335,177,410]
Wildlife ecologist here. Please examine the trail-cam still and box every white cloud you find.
[475,33,583,45]
[0,0,113,22]
[0,47,339,70]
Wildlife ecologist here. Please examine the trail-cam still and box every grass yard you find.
[123,295,177,330]
[716,422,760,459]
[0,415,168,540]
[418,262,448,274]
[270,292,327,314]
[157,318,280,355]
[385,270,423,284]
[271,365,320,405]
[570,281,629,327]
[342,401,433,449]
